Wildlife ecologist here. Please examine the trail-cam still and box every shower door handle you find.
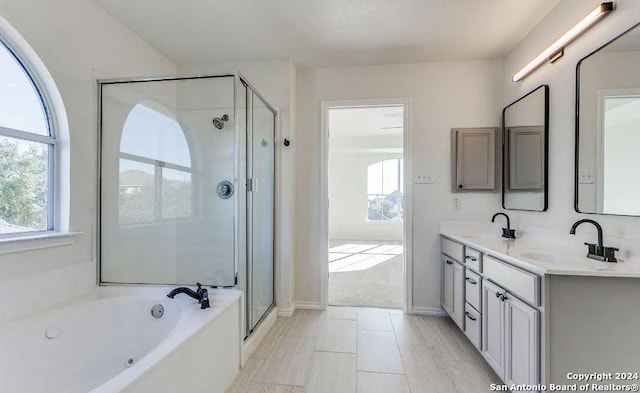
[247,178,258,192]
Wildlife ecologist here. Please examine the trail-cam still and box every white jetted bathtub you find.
[0,285,241,393]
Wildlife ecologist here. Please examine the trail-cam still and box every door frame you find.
[320,98,412,313]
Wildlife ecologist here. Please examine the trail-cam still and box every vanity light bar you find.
[512,2,614,82]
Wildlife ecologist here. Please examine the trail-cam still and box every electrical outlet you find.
[579,170,594,184]
[451,197,462,210]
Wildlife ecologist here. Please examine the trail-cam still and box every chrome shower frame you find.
[96,72,277,338]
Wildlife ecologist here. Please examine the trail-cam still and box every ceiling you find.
[91,0,562,68]
[329,106,403,138]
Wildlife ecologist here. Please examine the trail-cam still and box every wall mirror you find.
[502,85,549,211]
[576,22,640,216]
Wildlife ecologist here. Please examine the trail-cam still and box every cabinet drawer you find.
[465,269,481,311]
[464,302,481,350]
[484,256,540,306]
[464,247,482,271]
[442,237,464,262]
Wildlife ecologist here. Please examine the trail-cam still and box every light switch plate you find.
[579,170,594,184]
[415,171,434,184]
[451,197,462,210]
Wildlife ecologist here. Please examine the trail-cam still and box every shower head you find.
[212,114,229,130]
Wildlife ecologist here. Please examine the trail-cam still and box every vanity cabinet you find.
[482,280,539,386]
[441,235,540,386]
[451,127,499,192]
[442,255,465,329]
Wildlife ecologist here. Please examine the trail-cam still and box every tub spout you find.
[167,283,210,309]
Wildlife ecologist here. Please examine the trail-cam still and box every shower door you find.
[246,89,276,333]
[99,76,237,287]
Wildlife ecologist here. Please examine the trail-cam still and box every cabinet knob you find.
[495,292,502,298]
[500,294,508,302]
[458,184,464,189]
[446,260,453,265]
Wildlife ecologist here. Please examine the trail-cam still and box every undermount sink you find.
[461,233,504,240]
[516,252,566,264]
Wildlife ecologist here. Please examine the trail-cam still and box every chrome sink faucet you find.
[491,212,516,239]
[569,219,618,262]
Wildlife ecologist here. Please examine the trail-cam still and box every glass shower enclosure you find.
[98,73,275,336]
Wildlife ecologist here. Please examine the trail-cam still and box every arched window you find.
[367,158,404,222]
[0,40,54,235]
[118,103,192,224]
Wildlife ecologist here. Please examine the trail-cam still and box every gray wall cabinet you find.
[451,127,499,192]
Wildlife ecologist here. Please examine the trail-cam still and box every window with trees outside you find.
[118,103,192,225]
[367,158,404,222]
[0,40,54,235]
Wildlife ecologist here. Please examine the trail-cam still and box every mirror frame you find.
[501,84,549,211]
[574,22,640,216]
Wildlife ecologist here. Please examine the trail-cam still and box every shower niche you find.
[98,74,276,336]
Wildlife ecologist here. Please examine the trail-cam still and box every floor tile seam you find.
[355,367,406,375]
[390,311,410,377]
[357,370,410,377]
[314,348,357,355]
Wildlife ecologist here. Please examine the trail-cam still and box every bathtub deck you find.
[225,307,500,393]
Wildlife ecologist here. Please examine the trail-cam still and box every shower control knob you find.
[216,181,234,199]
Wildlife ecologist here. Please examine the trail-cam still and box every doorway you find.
[321,101,411,310]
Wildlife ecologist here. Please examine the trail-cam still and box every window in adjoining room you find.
[367,158,404,222]
[0,40,54,235]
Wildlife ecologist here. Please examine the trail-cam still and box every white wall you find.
[178,60,297,313]
[295,61,503,311]
[0,0,176,321]
[502,0,640,245]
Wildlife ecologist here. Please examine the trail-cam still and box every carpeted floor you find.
[328,241,403,309]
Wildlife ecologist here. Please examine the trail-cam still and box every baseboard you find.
[294,301,324,310]
[278,306,295,317]
[410,306,448,316]
[242,306,278,366]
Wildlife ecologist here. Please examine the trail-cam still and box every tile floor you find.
[225,307,500,393]
[329,241,404,309]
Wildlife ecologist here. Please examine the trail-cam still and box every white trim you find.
[410,306,448,317]
[294,301,324,310]
[595,88,640,213]
[278,306,295,317]
[0,231,80,255]
[320,98,412,313]
[241,306,278,366]
[0,126,56,145]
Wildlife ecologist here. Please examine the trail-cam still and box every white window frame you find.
[0,39,56,237]
[366,158,404,223]
[118,152,193,225]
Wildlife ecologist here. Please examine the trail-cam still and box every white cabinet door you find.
[452,260,465,329]
[442,256,454,316]
[482,280,505,378]
[505,294,539,386]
